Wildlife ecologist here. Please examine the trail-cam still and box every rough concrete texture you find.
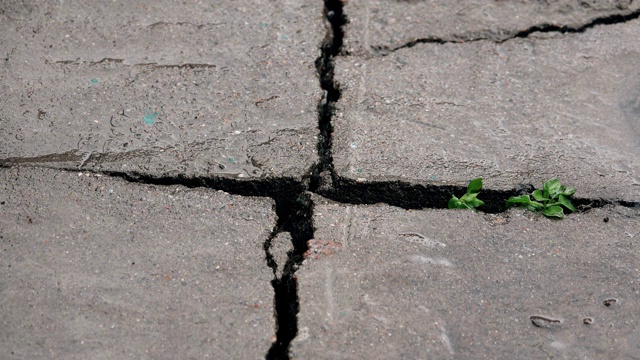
[0,0,323,179]
[342,0,640,55]
[333,19,640,202]
[0,167,276,359]
[293,196,640,359]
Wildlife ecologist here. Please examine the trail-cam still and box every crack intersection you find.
[3,1,640,359]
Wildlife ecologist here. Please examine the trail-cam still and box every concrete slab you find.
[293,196,640,359]
[342,0,640,54]
[333,19,640,202]
[0,167,276,359]
[0,0,323,179]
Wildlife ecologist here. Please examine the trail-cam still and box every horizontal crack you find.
[313,175,632,213]
[505,7,640,42]
[146,21,225,29]
[3,162,638,212]
[54,58,217,68]
[374,7,640,55]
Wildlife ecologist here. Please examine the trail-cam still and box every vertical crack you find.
[310,0,347,192]
[58,170,313,360]
[265,192,314,360]
[267,1,346,358]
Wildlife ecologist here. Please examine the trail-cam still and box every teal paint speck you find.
[90,78,99,84]
[226,157,235,163]
[143,111,159,125]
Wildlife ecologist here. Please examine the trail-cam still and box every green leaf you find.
[529,202,544,211]
[543,178,561,198]
[506,178,576,219]
[460,192,478,202]
[448,178,484,210]
[467,178,483,194]
[532,189,546,202]
[560,186,576,197]
[524,204,540,212]
[556,194,576,212]
[448,196,463,209]
[542,205,565,218]
[506,195,532,207]
[506,195,544,211]
[465,196,485,209]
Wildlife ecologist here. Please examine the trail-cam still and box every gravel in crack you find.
[304,239,343,260]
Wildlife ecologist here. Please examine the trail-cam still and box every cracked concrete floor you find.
[2,1,640,359]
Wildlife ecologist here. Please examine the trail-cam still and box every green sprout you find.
[506,178,576,219]
[448,178,484,211]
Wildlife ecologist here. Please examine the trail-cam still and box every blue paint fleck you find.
[226,157,235,163]
[90,78,99,85]
[143,111,160,125]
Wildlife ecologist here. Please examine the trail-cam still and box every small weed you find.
[449,178,484,211]
[506,178,576,219]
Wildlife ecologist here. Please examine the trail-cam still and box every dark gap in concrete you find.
[617,199,640,209]
[505,7,640,42]
[374,7,640,55]
[373,37,447,56]
[264,230,280,278]
[303,0,638,214]
[316,176,512,212]
[266,192,314,360]
[319,177,499,212]
[315,175,630,213]
[2,3,640,358]
[310,0,347,192]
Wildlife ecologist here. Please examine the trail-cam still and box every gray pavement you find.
[0,167,276,359]
[0,0,323,180]
[2,1,640,359]
[333,16,640,202]
[342,1,640,54]
[293,195,640,359]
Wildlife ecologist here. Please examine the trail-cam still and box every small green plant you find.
[449,178,484,210]
[506,178,576,219]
